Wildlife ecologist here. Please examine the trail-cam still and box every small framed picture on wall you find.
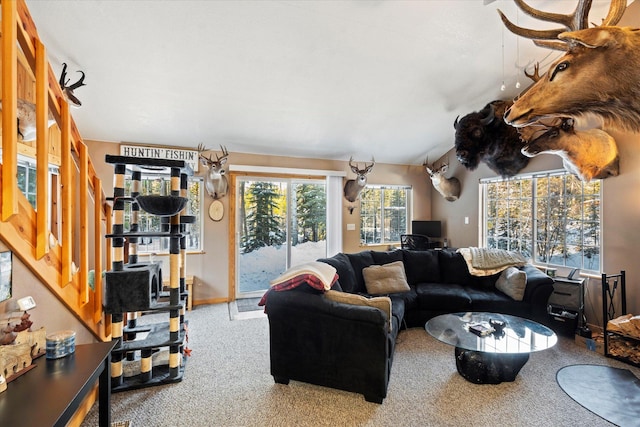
[0,251,12,302]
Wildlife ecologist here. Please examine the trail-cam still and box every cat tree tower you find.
[104,155,193,391]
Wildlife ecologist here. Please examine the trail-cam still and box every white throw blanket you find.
[458,247,528,277]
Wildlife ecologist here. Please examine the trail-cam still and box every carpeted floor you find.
[81,303,640,427]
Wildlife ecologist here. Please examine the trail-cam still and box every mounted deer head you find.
[198,143,229,199]
[343,157,375,214]
[521,118,619,182]
[59,63,86,108]
[424,158,461,202]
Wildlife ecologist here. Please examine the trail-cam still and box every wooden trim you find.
[35,38,49,259]
[228,174,236,302]
[79,141,89,305]
[93,177,103,323]
[2,0,18,220]
[60,101,72,286]
[193,297,228,306]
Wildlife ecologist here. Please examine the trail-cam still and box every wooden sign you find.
[119,144,199,172]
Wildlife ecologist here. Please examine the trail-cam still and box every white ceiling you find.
[25,0,627,165]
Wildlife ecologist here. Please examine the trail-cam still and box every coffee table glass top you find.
[425,312,557,354]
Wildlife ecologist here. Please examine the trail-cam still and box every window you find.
[124,175,203,253]
[17,157,59,209]
[482,171,601,272]
[360,185,410,245]
[17,161,37,207]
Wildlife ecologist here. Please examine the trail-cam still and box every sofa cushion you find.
[325,290,393,332]
[401,250,440,285]
[362,261,410,295]
[464,286,525,314]
[371,250,404,265]
[438,250,474,284]
[389,296,406,328]
[318,253,358,293]
[415,282,472,311]
[346,251,376,294]
[495,266,527,301]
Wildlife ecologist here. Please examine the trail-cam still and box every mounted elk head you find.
[343,157,374,214]
[499,1,640,133]
[521,118,619,182]
[198,144,229,200]
[454,100,529,177]
[59,63,86,108]
[424,158,461,202]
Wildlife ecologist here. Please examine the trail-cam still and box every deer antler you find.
[59,62,86,107]
[524,63,541,82]
[216,145,229,163]
[498,0,627,51]
[197,143,214,166]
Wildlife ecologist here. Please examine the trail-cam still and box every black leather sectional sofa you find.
[264,249,554,403]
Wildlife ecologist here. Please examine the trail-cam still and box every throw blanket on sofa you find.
[458,247,528,277]
[258,261,338,307]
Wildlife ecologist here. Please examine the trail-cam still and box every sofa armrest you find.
[521,265,555,314]
[265,290,393,403]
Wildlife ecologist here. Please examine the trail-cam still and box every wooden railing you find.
[0,0,110,341]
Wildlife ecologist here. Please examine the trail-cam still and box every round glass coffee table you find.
[425,312,557,384]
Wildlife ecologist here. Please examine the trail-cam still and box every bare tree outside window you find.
[482,172,601,272]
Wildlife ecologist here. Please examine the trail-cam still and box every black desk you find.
[0,341,117,427]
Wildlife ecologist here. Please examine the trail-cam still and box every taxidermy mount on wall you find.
[343,157,374,214]
[454,99,529,177]
[198,144,229,200]
[59,63,86,107]
[424,157,461,202]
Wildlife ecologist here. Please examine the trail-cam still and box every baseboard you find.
[193,297,227,306]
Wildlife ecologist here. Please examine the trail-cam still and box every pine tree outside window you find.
[360,185,411,245]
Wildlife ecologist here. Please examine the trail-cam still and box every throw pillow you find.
[325,290,393,332]
[495,267,527,301]
[362,261,410,295]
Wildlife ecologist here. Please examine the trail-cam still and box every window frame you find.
[481,170,602,273]
[359,184,411,246]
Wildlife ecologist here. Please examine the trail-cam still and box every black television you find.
[411,220,442,238]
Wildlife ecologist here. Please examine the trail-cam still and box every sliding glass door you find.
[236,177,327,298]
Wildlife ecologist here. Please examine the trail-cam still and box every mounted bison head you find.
[454,100,529,177]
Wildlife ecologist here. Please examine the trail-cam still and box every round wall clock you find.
[209,199,224,221]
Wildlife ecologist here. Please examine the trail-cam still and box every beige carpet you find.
[82,303,638,426]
